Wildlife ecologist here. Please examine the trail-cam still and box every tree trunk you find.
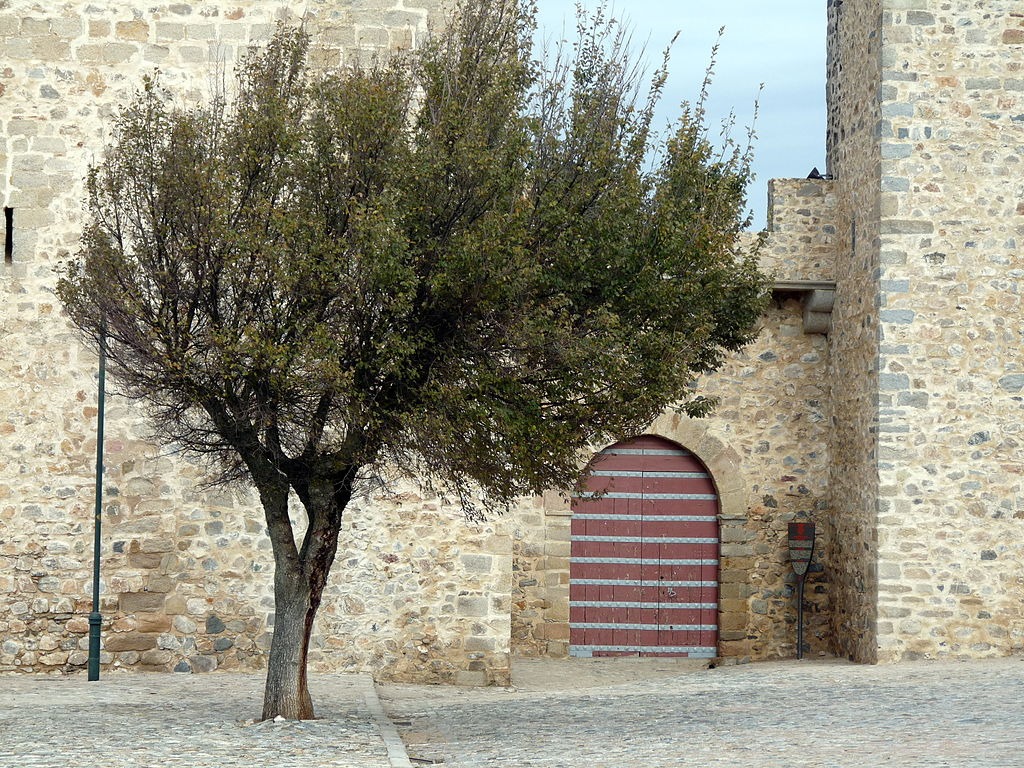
[262,568,317,720]
[260,468,353,720]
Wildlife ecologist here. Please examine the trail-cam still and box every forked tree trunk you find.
[260,470,352,720]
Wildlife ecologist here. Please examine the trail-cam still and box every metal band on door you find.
[569,435,720,657]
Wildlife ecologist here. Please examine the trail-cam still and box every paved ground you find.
[0,671,406,768]
[380,657,1024,768]
[2,658,1024,767]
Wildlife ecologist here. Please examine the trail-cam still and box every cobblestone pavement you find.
[0,671,408,768]
[4,659,1023,767]
[380,657,1024,768]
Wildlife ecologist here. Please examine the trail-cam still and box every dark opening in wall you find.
[3,207,12,264]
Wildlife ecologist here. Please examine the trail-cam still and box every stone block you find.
[720,527,756,544]
[536,622,569,641]
[356,27,389,46]
[102,42,138,63]
[460,554,493,574]
[719,583,755,600]
[115,20,149,42]
[546,598,569,621]
[135,614,171,633]
[185,24,216,41]
[543,540,570,557]
[144,44,170,63]
[128,552,163,569]
[164,595,187,615]
[146,576,175,593]
[190,654,218,672]
[897,391,928,408]
[719,613,748,632]
[880,142,912,159]
[456,596,489,617]
[545,641,568,658]
[719,630,747,642]
[543,556,569,571]
[104,633,159,652]
[998,374,1024,393]
[155,22,185,41]
[39,651,69,666]
[140,538,175,553]
[880,220,934,235]
[879,373,910,391]
[966,77,1001,91]
[32,39,70,60]
[718,569,751,584]
[178,45,207,63]
[464,636,496,652]
[140,649,173,666]
[720,543,754,558]
[879,309,915,324]
[20,18,50,37]
[119,592,166,613]
[544,524,571,542]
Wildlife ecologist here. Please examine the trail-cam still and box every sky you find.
[533,1,827,230]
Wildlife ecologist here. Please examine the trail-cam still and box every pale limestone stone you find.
[3,0,1024,682]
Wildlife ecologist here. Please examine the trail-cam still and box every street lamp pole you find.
[87,326,106,681]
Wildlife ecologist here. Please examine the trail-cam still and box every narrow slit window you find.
[4,207,12,264]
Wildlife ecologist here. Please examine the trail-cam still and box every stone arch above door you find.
[645,412,747,525]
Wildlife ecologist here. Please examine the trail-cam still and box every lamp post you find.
[788,520,815,660]
[87,326,106,681]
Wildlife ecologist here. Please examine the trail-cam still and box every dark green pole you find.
[88,327,106,681]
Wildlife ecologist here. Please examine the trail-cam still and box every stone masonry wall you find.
[511,183,838,662]
[870,0,1024,661]
[824,0,883,663]
[0,0,512,684]
[764,177,839,284]
[510,303,833,662]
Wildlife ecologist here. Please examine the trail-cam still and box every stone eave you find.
[772,280,836,335]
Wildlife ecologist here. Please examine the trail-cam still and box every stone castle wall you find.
[6,0,1024,680]
[869,0,1024,661]
[824,0,1024,662]
[764,177,839,283]
[824,0,884,663]
[1,0,513,684]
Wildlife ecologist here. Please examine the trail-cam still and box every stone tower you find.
[826,0,1024,662]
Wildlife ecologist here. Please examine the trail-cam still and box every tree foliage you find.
[58,0,768,719]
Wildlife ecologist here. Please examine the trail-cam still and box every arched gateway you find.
[569,435,720,658]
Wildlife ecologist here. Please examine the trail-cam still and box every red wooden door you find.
[569,435,719,658]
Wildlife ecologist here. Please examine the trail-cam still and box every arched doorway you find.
[569,435,719,658]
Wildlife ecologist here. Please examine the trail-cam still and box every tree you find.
[57,0,768,719]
